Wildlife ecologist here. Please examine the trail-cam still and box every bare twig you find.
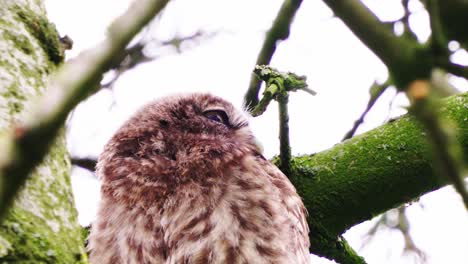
[71,157,98,172]
[277,92,291,175]
[360,214,385,250]
[397,207,427,262]
[101,30,217,90]
[435,59,468,80]
[115,30,215,71]
[0,0,171,220]
[360,206,427,261]
[244,0,304,110]
[342,81,390,141]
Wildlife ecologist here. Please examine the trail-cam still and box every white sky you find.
[45,0,468,263]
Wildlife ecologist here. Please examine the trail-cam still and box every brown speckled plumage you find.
[88,93,310,263]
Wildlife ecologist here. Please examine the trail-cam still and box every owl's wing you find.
[90,137,172,263]
[255,155,310,261]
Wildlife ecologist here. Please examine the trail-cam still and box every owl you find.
[88,93,310,263]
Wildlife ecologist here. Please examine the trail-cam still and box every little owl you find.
[88,93,310,263]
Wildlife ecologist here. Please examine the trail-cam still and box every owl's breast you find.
[157,155,309,263]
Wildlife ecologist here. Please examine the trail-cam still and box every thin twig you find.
[100,30,217,90]
[435,59,468,80]
[426,0,449,56]
[401,0,411,33]
[342,81,389,141]
[400,0,418,40]
[71,157,98,172]
[397,207,427,262]
[0,0,171,220]
[277,92,291,175]
[244,0,304,110]
[360,214,385,250]
[360,207,427,261]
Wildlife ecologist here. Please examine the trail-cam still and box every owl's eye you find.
[203,110,230,126]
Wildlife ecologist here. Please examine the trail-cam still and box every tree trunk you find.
[0,1,87,263]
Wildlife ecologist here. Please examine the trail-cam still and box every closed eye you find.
[203,109,230,126]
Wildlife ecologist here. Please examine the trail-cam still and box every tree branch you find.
[322,0,432,88]
[285,92,468,259]
[244,0,303,109]
[435,59,468,79]
[0,0,171,220]
[250,65,313,116]
[407,80,468,209]
[250,65,314,175]
[71,157,98,172]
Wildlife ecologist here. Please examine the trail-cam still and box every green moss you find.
[0,236,12,257]
[0,3,87,263]
[14,5,64,65]
[0,11,14,28]
[0,81,26,116]
[2,30,36,58]
[7,101,24,115]
[0,59,44,100]
[0,209,86,264]
[0,135,87,264]
[284,93,467,259]
[1,82,26,101]
[291,114,441,233]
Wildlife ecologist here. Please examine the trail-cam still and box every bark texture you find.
[0,0,87,263]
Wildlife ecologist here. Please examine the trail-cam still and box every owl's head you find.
[98,93,262,183]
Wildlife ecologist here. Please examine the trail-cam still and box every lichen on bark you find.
[0,0,87,263]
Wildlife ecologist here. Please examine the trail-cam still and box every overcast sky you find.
[45,0,468,263]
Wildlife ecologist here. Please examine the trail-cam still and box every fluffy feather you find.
[88,93,310,263]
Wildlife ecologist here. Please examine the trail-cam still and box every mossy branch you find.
[407,80,468,209]
[284,92,468,260]
[251,65,314,116]
[251,66,315,176]
[308,225,367,264]
[0,0,171,220]
[244,0,304,109]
